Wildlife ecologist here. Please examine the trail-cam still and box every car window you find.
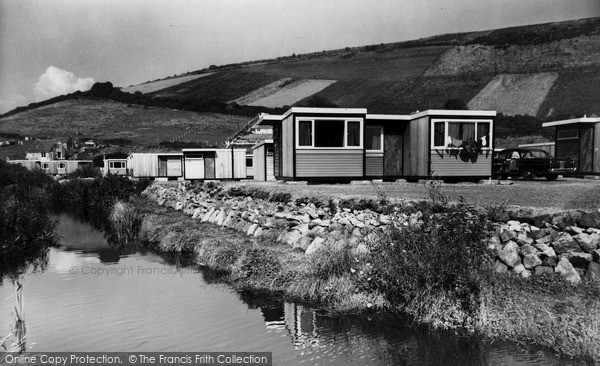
[523,150,549,159]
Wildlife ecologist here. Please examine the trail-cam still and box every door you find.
[384,123,404,176]
[580,127,594,173]
[166,157,182,177]
[204,151,216,179]
[185,154,205,179]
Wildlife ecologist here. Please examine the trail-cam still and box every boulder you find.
[594,249,600,263]
[351,243,369,256]
[523,253,542,269]
[497,248,521,268]
[493,260,508,273]
[584,262,600,282]
[499,230,517,243]
[574,233,600,253]
[247,223,258,236]
[294,236,312,251]
[305,237,326,255]
[512,264,526,275]
[555,257,581,285]
[552,233,581,254]
[518,244,537,256]
[503,240,519,252]
[563,252,593,268]
[282,230,303,246]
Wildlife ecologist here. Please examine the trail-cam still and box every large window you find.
[365,125,383,151]
[297,118,363,148]
[557,129,578,140]
[432,119,492,149]
[110,161,126,169]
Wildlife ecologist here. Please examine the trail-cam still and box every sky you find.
[1,0,599,114]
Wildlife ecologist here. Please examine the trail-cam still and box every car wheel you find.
[546,173,558,181]
[521,168,536,181]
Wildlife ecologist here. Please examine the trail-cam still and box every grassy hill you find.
[2,17,599,156]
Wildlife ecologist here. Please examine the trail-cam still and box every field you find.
[121,73,214,94]
[231,78,337,108]
[225,178,600,214]
[0,98,250,151]
[467,72,559,116]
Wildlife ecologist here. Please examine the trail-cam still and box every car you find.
[493,148,576,181]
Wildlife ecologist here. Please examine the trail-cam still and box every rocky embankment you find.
[143,181,600,285]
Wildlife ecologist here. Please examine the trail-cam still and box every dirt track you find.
[225,177,600,215]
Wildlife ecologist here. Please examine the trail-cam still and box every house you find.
[256,107,495,181]
[7,159,93,175]
[25,141,67,161]
[542,116,600,174]
[252,140,275,181]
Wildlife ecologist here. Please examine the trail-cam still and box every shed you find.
[127,153,183,178]
[181,148,247,180]
[542,116,600,174]
[258,107,496,181]
[252,140,275,181]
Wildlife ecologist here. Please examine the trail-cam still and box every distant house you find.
[9,140,91,175]
[542,116,600,174]
[256,107,496,181]
[25,141,67,161]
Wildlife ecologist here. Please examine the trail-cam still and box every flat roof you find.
[410,109,497,118]
[366,114,411,120]
[542,117,600,127]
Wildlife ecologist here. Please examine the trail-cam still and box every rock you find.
[497,248,521,268]
[310,226,326,236]
[192,207,203,219]
[534,266,554,276]
[247,223,258,236]
[574,233,600,253]
[379,215,392,225]
[585,262,600,282]
[575,268,585,278]
[555,257,581,285]
[523,253,542,269]
[329,230,344,240]
[503,240,519,252]
[518,244,537,256]
[222,212,235,227]
[577,211,600,228]
[351,243,369,256]
[305,237,326,255]
[499,230,517,243]
[351,228,362,237]
[348,236,362,248]
[306,209,319,220]
[174,202,184,211]
[563,252,593,268]
[552,233,581,254]
[516,235,535,246]
[530,228,547,240]
[329,223,344,232]
[542,256,558,267]
[215,210,227,226]
[594,249,600,263]
[338,218,352,226]
[253,227,263,237]
[493,260,508,273]
[567,226,585,235]
[294,236,312,251]
[534,243,551,252]
[520,269,532,278]
[282,230,303,246]
[295,223,310,235]
[535,235,552,245]
[512,264,526,275]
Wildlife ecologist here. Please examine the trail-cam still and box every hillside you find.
[2,17,600,155]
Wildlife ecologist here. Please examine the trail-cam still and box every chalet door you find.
[166,157,182,177]
[185,154,205,179]
[384,124,404,176]
[580,127,594,173]
[204,152,216,179]
[158,157,168,176]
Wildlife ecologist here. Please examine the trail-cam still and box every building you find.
[542,116,600,174]
[256,107,496,181]
[252,140,275,181]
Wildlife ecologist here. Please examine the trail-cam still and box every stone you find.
[520,269,532,278]
[247,223,258,236]
[575,268,585,278]
[497,249,521,268]
[555,257,581,285]
[338,218,352,226]
[329,223,344,232]
[174,202,184,211]
[552,233,581,254]
[574,233,600,253]
[305,237,326,255]
[296,223,310,235]
[535,235,552,245]
[516,235,535,246]
[351,243,369,256]
[594,249,600,263]
[310,226,326,236]
[585,262,600,282]
[348,236,362,248]
[518,244,537,256]
[253,227,263,237]
[282,230,303,246]
[541,256,558,267]
[493,260,508,273]
[503,240,519,252]
[523,253,542,269]
[534,243,551,252]
[222,212,235,227]
[306,209,319,220]
[564,252,593,268]
[294,236,312,251]
[192,208,203,219]
[379,215,392,225]
[512,264,526,275]
[567,226,585,235]
[577,211,600,229]
[215,210,227,226]
[329,230,344,240]
[351,228,362,237]
[499,230,517,243]
[534,266,554,276]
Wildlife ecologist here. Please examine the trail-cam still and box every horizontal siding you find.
[555,139,579,160]
[430,150,491,176]
[365,155,383,176]
[296,149,363,177]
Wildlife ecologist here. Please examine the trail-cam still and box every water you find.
[0,214,582,365]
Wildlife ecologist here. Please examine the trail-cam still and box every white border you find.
[431,118,493,150]
[295,116,364,149]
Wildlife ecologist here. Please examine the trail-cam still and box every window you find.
[365,125,383,151]
[58,163,66,169]
[41,152,47,158]
[42,163,49,169]
[55,151,62,159]
[296,118,363,148]
[266,147,274,155]
[186,154,203,159]
[432,120,492,149]
[110,161,126,169]
[246,158,253,167]
[557,129,578,140]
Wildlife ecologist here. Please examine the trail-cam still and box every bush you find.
[65,164,101,179]
[270,192,292,203]
[368,205,490,313]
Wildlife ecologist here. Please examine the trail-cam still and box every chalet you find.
[252,140,275,181]
[256,107,496,181]
[542,116,600,174]
[102,157,128,176]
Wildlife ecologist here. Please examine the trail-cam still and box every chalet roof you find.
[542,116,600,127]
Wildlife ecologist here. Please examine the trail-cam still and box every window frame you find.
[365,125,384,152]
[557,129,579,140]
[295,117,363,149]
[57,162,66,169]
[41,163,50,170]
[430,118,493,150]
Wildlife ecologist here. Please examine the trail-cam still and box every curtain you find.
[299,120,312,146]
[477,122,490,147]
[461,123,475,141]
[347,121,361,147]
[447,122,461,146]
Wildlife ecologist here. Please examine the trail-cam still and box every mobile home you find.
[542,116,600,174]
[102,158,128,176]
[257,107,495,181]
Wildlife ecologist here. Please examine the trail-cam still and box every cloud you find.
[34,66,95,102]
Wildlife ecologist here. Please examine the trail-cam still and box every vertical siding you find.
[580,127,594,173]
[215,150,232,179]
[266,156,274,180]
[273,125,281,177]
[404,116,429,177]
[282,115,294,177]
[233,150,247,179]
[594,124,600,173]
[430,150,492,176]
[130,154,158,177]
[365,153,383,177]
[296,149,363,177]
[253,145,265,181]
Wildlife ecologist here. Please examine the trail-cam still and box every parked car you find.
[493,148,576,180]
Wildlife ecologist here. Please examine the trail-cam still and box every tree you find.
[444,99,468,110]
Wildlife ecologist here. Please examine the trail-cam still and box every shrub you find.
[368,205,490,313]
[270,192,292,204]
[65,164,101,179]
[305,244,353,281]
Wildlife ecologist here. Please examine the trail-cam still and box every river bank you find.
[131,180,600,364]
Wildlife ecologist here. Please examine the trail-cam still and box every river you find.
[0,214,582,365]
